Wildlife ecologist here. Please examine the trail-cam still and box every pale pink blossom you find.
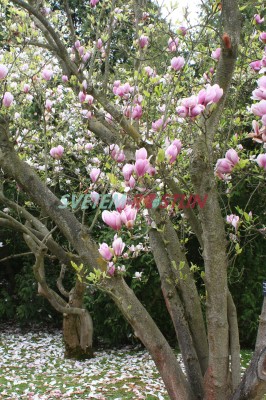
[50,145,64,159]
[251,100,266,117]
[136,148,147,160]
[165,144,178,163]
[99,243,113,260]
[171,56,185,71]
[23,83,30,93]
[90,168,101,182]
[62,75,68,82]
[97,38,103,49]
[256,154,266,170]
[86,95,94,105]
[107,262,115,276]
[226,214,240,231]
[0,64,8,80]
[112,192,127,212]
[91,191,100,205]
[82,52,91,62]
[45,99,52,111]
[112,235,125,256]
[102,210,122,230]
[42,68,53,81]
[110,144,125,162]
[215,158,233,177]
[75,40,81,49]
[3,92,14,107]
[144,66,154,77]
[211,48,221,61]
[120,205,137,228]
[90,0,100,7]
[122,164,134,181]
[78,91,86,103]
[259,32,266,44]
[168,37,179,52]
[85,143,94,151]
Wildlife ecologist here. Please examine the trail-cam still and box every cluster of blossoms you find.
[251,76,266,126]
[215,149,240,179]
[226,214,240,232]
[176,84,223,118]
[98,234,126,276]
[249,27,266,71]
[73,40,92,63]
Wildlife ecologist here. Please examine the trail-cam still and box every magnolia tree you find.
[0,0,266,398]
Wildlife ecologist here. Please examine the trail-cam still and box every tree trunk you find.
[63,311,93,359]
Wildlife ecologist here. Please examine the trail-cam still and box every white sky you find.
[156,0,201,25]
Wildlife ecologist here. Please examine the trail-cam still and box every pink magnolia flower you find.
[97,38,103,49]
[128,175,136,189]
[144,66,155,77]
[172,139,182,153]
[120,205,137,228]
[259,32,266,44]
[42,68,53,81]
[112,235,125,256]
[91,191,100,205]
[85,143,94,151]
[90,0,100,7]
[78,91,86,103]
[112,192,127,212]
[86,95,94,105]
[45,99,52,111]
[254,14,264,24]
[82,52,91,63]
[78,46,85,56]
[225,149,239,166]
[171,56,185,71]
[250,60,262,72]
[252,76,266,100]
[23,84,30,93]
[178,26,187,36]
[165,144,178,163]
[75,40,81,49]
[168,37,179,52]
[152,118,164,131]
[110,144,125,162]
[215,158,233,176]
[3,92,14,107]
[256,154,266,170]
[248,120,266,143]
[135,159,150,177]
[50,145,64,159]
[107,262,115,276]
[211,48,221,61]
[198,84,223,106]
[176,105,188,118]
[122,164,134,181]
[132,104,143,120]
[102,210,122,230]
[99,243,113,260]
[251,100,266,117]
[226,214,240,231]
[62,75,68,83]
[90,168,101,182]
[0,64,8,80]
[136,148,148,160]
[139,35,149,48]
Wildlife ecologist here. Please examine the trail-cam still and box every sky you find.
[156,0,201,25]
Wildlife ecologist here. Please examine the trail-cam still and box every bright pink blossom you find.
[132,104,143,120]
[0,64,8,80]
[139,35,149,48]
[90,0,100,7]
[102,210,122,230]
[254,14,264,24]
[198,84,223,106]
[225,149,239,166]
[99,243,113,260]
[178,26,187,36]
[50,145,64,159]
[165,144,178,163]
[3,92,14,107]
[171,56,185,71]
[90,168,101,182]
[256,154,266,170]
[250,60,262,72]
[135,159,150,177]
[215,158,233,176]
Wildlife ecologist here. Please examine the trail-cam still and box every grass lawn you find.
[0,327,252,399]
